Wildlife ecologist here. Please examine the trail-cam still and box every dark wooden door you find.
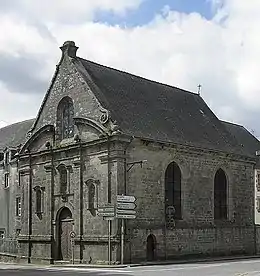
[58,208,73,261]
[60,219,73,260]
[147,234,156,261]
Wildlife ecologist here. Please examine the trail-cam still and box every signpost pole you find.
[121,218,124,265]
[108,220,111,265]
[71,238,75,264]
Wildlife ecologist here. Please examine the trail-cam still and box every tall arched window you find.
[34,186,44,216]
[59,165,68,195]
[165,162,182,220]
[36,189,42,214]
[214,168,228,220]
[57,97,74,140]
[86,179,99,216]
[88,183,95,210]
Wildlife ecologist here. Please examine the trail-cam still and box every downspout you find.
[107,135,112,264]
[254,165,257,255]
[79,140,84,263]
[107,136,111,203]
[27,149,32,264]
[123,137,133,264]
[50,135,55,264]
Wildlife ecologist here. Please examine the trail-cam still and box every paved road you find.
[1,258,260,275]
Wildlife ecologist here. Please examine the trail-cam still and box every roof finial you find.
[197,84,202,96]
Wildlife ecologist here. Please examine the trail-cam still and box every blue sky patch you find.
[95,0,213,27]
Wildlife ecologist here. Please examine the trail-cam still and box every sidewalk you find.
[56,254,260,268]
[129,255,260,267]
[1,255,260,269]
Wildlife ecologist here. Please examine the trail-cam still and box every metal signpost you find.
[116,195,136,265]
[97,204,115,265]
[70,231,76,264]
[97,197,137,265]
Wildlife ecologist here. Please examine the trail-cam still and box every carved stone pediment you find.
[74,117,109,142]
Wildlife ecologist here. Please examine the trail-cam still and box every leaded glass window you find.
[57,97,74,140]
[165,162,182,220]
[214,168,228,220]
[59,165,68,195]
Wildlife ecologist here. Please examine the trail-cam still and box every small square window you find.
[4,173,9,188]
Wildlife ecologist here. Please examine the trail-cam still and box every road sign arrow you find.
[98,207,115,213]
[117,202,136,210]
[117,195,136,203]
[116,214,136,219]
[97,212,115,217]
[116,209,136,215]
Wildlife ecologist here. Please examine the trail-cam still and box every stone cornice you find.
[136,137,257,164]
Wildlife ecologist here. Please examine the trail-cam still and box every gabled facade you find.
[0,41,259,264]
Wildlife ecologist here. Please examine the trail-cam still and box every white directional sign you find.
[98,212,115,217]
[98,204,115,218]
[116,214,136,219]
[117,202,136,210]
[117,209,136,215]
[117,195,136,203]
[103,216,115,221]
[98,207,114,213]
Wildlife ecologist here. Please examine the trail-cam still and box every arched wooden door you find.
[57,207,73,260]
[147,234,156,261]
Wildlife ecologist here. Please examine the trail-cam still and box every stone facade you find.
[125,140,255,261]
[0,41,259,264]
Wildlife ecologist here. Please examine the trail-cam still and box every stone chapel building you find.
[0,41,260,264]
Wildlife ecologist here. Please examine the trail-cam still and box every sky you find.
[0,0,260,138]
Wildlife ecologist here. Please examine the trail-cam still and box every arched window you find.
[214,168,228,220]
[88,183,95,210]
[165,162,182,220]
[85,179,99,215]
[59,165,68,195]
[34,186,44,215]
[36,189,42,214]
[57,97,74,140]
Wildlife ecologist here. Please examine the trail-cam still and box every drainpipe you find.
[50,139,55,264]
[46,128,55,264]
[79,140,84,263]
[27,149,32,264]
[107,135,112,264]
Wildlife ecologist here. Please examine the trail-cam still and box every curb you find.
[54,264,129,269]
[128,255,260,267]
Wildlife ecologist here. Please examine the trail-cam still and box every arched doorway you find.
[57,207,73,260]
[146,234,156,261]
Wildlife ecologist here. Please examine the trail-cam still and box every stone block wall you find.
[124,139,255,262]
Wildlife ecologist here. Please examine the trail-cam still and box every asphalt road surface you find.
[1,258,260,275]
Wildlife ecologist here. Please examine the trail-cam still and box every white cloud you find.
[20,0,144,23]
[0,82,42,124]
[0,0,260,138]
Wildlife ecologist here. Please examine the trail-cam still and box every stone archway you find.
[57,207,73,261]
[146,234,156,261]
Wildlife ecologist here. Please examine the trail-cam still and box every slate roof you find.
[0,119,34,151]
[222,121,260,157]
[75,58,252,157]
